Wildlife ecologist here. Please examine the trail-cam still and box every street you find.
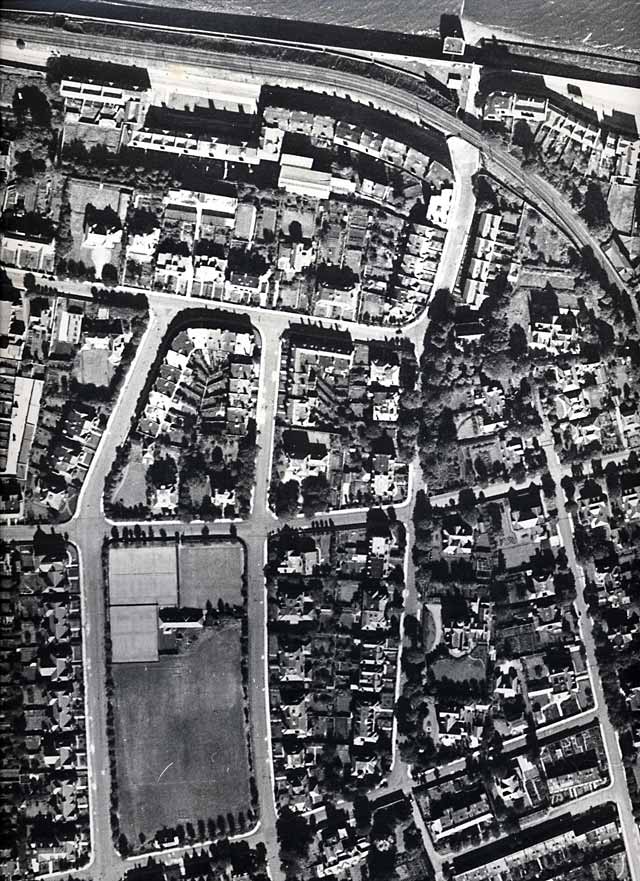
[1,15,639,881]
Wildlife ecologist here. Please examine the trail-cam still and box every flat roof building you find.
[443,36,466,56]
[57,309,83,346]
[278,164,332,200]
[4,376,43,477]
[0,232,55,273]
[57,55,151,93]
[153,77,261,114]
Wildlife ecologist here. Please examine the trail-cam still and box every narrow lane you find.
[2,18,638,880]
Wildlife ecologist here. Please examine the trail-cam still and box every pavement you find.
[2,18,639,881]
[430,138,479,299]
[1,23,633,298]
[539,412,640,880]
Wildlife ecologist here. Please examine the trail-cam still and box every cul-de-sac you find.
[1,4,640,881]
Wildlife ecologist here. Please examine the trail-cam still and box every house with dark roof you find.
[282,428,328,463]
[508,484,543,531]
[57,55,151,93]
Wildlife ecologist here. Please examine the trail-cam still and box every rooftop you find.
[143,104,258,142]
[56,55,151,92]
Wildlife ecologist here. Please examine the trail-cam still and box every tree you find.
[437,407,457,445]
[273,479,300,516]
[472,173,498,212]
[458,487,477,511]
[276,807,312,856]
[128,206,159,237]
[12,85,51,127]
[582,180,609,230]
[428,287,454,323]
[595,318,614,352]
[101,263,118,286]
[541,471,556,498]
[511,462,526,483]
[353,794,372,828]
[368,836,396,879]
[570,183,582,209]
[13,150,46,179]
[508,323,528,359]
[605,461,620,492]
[147,455,178,489]
[512,120,535,158]
[560,474,575,501]
[301,474,331,515]
[474,456,488,483]
[317,262,357,290]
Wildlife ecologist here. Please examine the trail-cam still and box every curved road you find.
[2,15,639,881]
[0,16,631,298]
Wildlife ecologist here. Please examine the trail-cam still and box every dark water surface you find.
[109,0,640,51]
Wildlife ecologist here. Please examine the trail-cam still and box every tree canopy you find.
[582,180,610,230]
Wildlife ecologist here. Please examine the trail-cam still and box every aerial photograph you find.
[0,0,639,879]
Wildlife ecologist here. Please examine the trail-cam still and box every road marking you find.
[157,762,174,782]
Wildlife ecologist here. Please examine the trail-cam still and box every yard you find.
[431,653,486,683]
[64,121,122,152]
[113,623,250,846]
[607,179,636,234]
[76,347,113,386]
[520,208,575,267]
[68,178,127,273]
[178,541,244,607]
[280,204,316,239]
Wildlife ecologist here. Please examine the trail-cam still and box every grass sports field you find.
[178,541,244,607]
[113,623,250,843]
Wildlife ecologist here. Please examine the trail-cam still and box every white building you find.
[427,186,453,228]
[278,165,332,200]
[57,309,83,345]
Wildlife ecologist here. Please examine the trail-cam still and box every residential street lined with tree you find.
[2,13,640,881]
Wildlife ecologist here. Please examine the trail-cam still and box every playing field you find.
[178,542,244,607]
[113,623,250,843]
[109,544,177,606]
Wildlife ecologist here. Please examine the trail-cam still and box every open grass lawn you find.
[178,542,244,607]
[111,442,147,508]
[76,347,113,387]
[422,603,442,653]
[65,121,122,152]
[113,623,250,844]
[432,653,486,683]
[521,211,573,267]
[607,180,636,234]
